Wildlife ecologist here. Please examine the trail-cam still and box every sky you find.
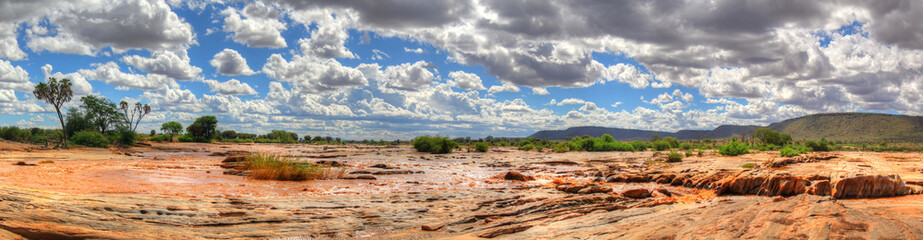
[0,0,922,140]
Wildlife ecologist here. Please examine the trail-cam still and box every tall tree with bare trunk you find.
[119,101,151,134]
[33,77,73,148]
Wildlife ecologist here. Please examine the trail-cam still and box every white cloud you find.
[378,61,436,91]
[0,23,26,60]
[210,48,257,76]
[487,83,520,94]
[262,54,368,93]
[294,9,357,59]
[579,102,598,111]
[79,62,178,91]
[201,79,257,95]
[532,87,549,95]
[448,71,486,90]
[221,2,287,48]
[0,60,32,92]
[556,98,587,106]
[27,0,195,55]
[404,47,424,54]
[121,50,202,80]
[610,101,622,108]
[370,49,390,60]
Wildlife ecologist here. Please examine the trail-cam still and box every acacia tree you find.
[120,101,151,133]
[80,96,123,134]
[160,121,183,142]
[33,78,73,148]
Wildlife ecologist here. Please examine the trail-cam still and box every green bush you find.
[111,125,136,147]
[70,131,109,148]
[805,139,832,151]
[719,141,749,156]
[474,142,489,152]
[177,135,196,142]
[553,143,569,153]
[519,143,535,151]
[149,134,171,142]
[413,135,458,154]
[629,141,647,151]
[667,151,683,162]
[685,150,694,157]
[741,163,757,169]
[653,140,671,151]
[779,147,802,157]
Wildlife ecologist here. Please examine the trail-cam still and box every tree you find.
[186,116,218,142]
[33,77,73,148]
[80,95,123,134]
[120,101,151,133]
[160,121,183,142]
[752,128,792,146]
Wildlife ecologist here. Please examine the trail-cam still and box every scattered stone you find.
[622,189,652,199]
[577,184,612,194]
[503,171,534,181]
[421,222,445,231]
[370,164,396,169]
[342,175,376,180]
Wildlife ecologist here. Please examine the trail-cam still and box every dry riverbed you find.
[0,140,921,239]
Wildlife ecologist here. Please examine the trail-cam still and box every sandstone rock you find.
[622,189,651,199]
[370,163,395,169]
[503,171,534,181]
[830,174,911,199]
[655,188,672,197]
[421,222,445,231]
[577,184,612,194]
[342,175,376,180]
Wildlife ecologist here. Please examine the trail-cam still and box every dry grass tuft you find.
[244,154,347,181]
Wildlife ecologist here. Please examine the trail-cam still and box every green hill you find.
[767,112,923,142]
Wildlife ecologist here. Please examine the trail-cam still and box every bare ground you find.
[0,140,921,239]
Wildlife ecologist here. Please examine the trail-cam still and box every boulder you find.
[503,171,534,181]
[622,189,652,199]
[421,222,445,231]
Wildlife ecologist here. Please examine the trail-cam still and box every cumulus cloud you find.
[0,23,26,60]
[532,87,549,95]
[221,1,287,48]
[262,54,368,93]
[448,71,486,90]
[210,49,257,76]
[292,9,357,59]
[0,60,33,92]
[79,62,178,91]
[201,79,258,95]
[121,50,202,80]
[27,0,195,55]
[488,83,520,94]
[377,61,436,91]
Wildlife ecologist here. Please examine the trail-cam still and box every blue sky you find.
[0,0,920,140]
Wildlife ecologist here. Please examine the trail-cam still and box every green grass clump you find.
[413,135,458,154]
[70,131,109,148]
[39,160,54,164]
[243,154,345,181]
[474,142,489,152]
[741,163,757,169]
[685,150,694,157]
[666,151,683,162]
[553,143,569,153]
[719,141,749,156]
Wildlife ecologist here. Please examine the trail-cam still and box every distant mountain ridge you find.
[529,125,761,141]
[529,112,923,142]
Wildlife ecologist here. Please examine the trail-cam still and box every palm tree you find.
[120,101,152,133]
[33,78,73,148]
